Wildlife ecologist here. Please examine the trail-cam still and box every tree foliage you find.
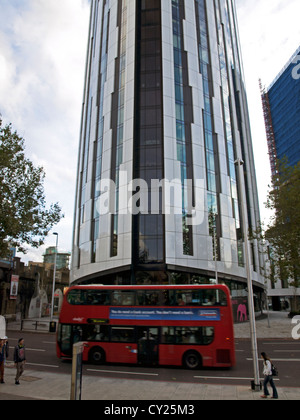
[0,118,63,256]
[264,159,300,295]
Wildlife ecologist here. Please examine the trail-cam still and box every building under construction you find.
[259,80,278,179]
[260,46,300,178]
[260,46,300,311]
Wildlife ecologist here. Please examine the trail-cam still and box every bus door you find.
[58,324,83,357]
[137,327,159,365]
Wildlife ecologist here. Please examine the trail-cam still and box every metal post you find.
[235,158,261,391]
[50,233,58,322]
[264,242,271,329]
[214,213,219,285]
[70,342,85,401]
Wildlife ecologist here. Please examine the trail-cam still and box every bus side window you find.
[160,290,170,306]
[202,290,216,306]
[92,291,110,305]
[203,327,214,345]
[162,327,176,344]
[137,291,145,306]
[219,290,227,306]
[67,290,83,305]
[175,292,186,306]
[191,291,201,306]
[85,325,109,342]
[202,290,227,306]
[112,292,122,306]
[168,290,177,306]
[111,327,135,342]
[137,291,159,306]
[148,292,159,306]
[121,291,136,306]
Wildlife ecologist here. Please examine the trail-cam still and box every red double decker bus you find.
[57,284,235,369]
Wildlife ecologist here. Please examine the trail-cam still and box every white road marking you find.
[9,346,46,352]
[26,362,59,369]
[87,368,159,377]
[194,375,279,382]
[247,358,300,362]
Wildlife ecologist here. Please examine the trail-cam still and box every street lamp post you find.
[235,158,261,391]
[213,213,219,285]
[50,232,58,322]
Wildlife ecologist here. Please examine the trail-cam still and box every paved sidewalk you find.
[0,364,299,401]
[234,311,296,339]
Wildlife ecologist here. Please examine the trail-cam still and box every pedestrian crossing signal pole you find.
[235,158,261,391]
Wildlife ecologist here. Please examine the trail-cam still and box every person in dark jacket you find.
[3,336,9,360]
[14,338,26,385]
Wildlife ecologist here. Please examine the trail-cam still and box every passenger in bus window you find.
[149,293,159,306]
[177,295,186,306]
[112,292,121,306]
[161,291,170,305]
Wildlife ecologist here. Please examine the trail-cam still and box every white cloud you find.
[0,0,90,261]
[235,0,300,224]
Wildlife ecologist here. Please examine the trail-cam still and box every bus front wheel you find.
[183,351,202,370]
[89,347,106,365]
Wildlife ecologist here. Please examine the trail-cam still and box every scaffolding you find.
[259,79,278,179]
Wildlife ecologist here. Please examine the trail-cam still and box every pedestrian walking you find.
[3,336,9,361]
[14,338,26,385]
[261,352,278,399]
[0,339,6,384]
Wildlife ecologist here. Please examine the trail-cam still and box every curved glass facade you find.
[71,0,264,297]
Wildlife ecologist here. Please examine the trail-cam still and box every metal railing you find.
[4,316,57,333]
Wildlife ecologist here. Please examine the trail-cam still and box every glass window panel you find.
[176,103,184,121]
[161,327,176,344]
[111,291,136,306]
[137,290,160,306]
[207,171,217,192]
[176,122,185,141]
[111,327,135,343]
[177,143,186,161]
[207,192,218,214]
[84,325,110,342]
[206,150,215,171]
[144,238,158,261]
[205,131,214,151]
[162,327,215,345]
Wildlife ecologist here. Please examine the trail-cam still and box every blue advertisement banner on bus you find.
[110,307,221,322]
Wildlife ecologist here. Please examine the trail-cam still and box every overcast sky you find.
[0,0,299,263]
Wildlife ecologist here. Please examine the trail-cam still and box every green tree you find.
[0,118,63,256]
[265,159,300,312]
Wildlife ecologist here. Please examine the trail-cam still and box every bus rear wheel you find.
[89,347,106,365]
[183,351,202,370]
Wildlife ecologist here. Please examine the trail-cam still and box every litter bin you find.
[49,321,57,333]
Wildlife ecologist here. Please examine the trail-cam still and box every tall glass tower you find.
[71,0,264,304]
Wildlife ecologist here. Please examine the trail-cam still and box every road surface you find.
[6,331,299,388]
